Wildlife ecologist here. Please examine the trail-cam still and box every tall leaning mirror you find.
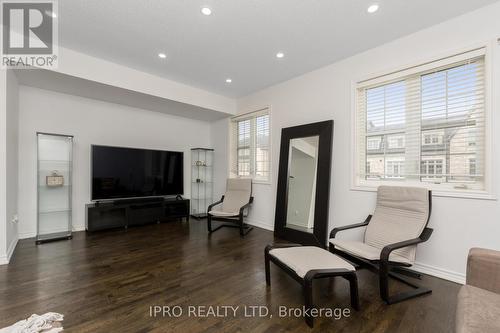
[274,120,333,247]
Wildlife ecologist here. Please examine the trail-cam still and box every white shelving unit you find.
[36,133,73,244]
[191,148,214,219]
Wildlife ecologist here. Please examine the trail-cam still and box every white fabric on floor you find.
[0,313,64,333]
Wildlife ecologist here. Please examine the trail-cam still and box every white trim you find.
[482,40,495,198]
[351,184,497,200]
[412,261,465,285]
[231,107,270,121]
[18,231,36,239]
[355,40,491,87]
[228,106,272,184]
[350,40,495,199]
[357,47,486,88]
[0,235,19,265]
[6,235,18,262]
[252,179,272,185]
[18,225,85,240]
[245,218,274,232]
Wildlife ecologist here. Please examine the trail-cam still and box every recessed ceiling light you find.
[201,7,212,15]
[225,78,232,83]
[158,53,167,59]
[45,10,57,18]
[367,4,379,13]
[276,52,285,59]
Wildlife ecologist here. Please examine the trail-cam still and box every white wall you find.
[210,118,230,200]
[5,71,19,261]
[18,86,212,238]
[0,70,7,264]
[212,3,500,282]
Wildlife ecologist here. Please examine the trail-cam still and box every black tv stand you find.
[114,197,164,205]
[86,197,190,232]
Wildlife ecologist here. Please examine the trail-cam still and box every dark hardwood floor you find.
[0,219,459,332]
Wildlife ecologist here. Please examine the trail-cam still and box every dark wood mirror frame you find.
[274,120,333,247]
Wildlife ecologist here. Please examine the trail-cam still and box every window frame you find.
[351,44,494,200]
[229,107,272,185]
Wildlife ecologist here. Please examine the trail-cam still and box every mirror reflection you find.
[286,136,319,234]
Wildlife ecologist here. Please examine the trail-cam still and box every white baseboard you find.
[73,225,85,232]
[0,235,19,265]
[19,225,85,240]
[412,262,465,285]
[245,219,274,232]
[6,235,19,262]
[18,231,36,239]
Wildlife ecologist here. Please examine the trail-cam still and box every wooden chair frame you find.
[207,196,254,236]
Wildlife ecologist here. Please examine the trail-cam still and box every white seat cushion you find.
[269,246,355,278]
[208,210,239,217]
[330,239,412,265]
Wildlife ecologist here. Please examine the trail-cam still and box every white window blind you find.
[230,108,270,182]
[355,49,486,193]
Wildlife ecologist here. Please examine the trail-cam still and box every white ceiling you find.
[58,0,499,98]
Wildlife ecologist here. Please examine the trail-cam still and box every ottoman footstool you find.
[264,244,359,327]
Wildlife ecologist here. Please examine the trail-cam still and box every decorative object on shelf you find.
[191,148,214,219]
[46,171,64,187]
[37,132,73,244]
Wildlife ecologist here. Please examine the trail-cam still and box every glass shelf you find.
[38,210,71,236]
[37,133,73,243]
[191,148,214,218]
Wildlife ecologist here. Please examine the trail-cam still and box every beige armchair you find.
[456,248,500,333]
[207,178,253,236]
[330,186,433,304]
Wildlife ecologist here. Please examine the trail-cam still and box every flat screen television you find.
[91,145,184,200]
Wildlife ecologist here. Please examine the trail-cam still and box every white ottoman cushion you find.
[269,246,355,278]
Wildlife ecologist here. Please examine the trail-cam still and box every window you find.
[421,158,445,181]
[366,157,384,179]
[422,132,443,146]
[469,158,476,176]
[355,48,486,193]
[230,108,270,182]
[367,137,381,150]
[387,135,405,149]
[385,158,405,179]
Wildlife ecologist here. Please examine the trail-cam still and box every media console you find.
[86,198,190,232]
